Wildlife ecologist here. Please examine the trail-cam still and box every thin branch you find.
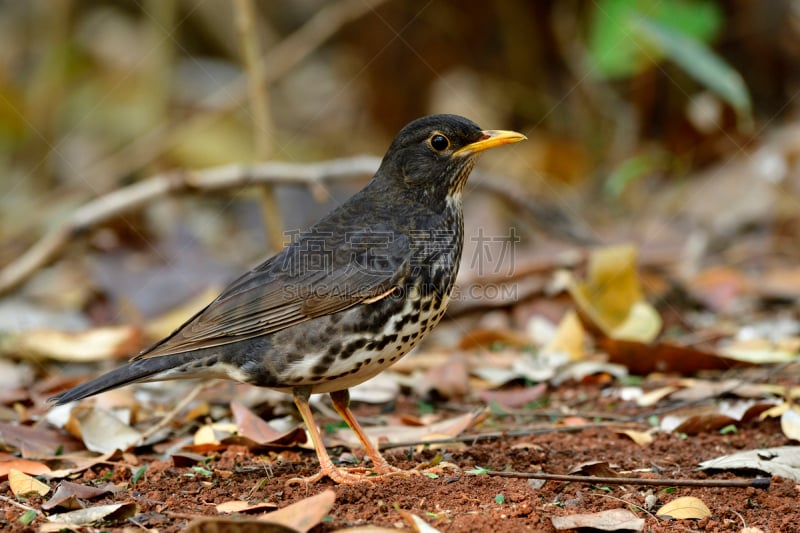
[377,423,636,450]
[234,0,284,252]
[484,470,771,489]
[140,381,213,442]
[0,156,381,295]
[0,494,39,512]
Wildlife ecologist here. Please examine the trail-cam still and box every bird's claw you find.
[285,460,461,486]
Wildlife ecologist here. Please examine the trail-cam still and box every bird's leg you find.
[330,389,460,479]
[329,389,401,475]
[287,387,371,485]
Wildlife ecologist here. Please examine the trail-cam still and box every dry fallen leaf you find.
[258,489,335,533]
[568,244,662,343]
[780,406,800,441]
[569,461,621,477]
[542,310,587,361]
[698,446,800,481]
[1,325,141,362]
[41,450,122,480]
[551,508,644,531]
[721,337,800,364]
[674,413,738,435]
[396,509,444,532]
[216,500,278,514]
[418,353,470,399]
[0,458,51,478]
[656,496,711,519]
[45,503,138,527]
[636,386,678,407]
[0,421,84,457]
[9,468,50,497]
[598,337,748,376]
[617,429,654,446]
[231,400,305,446]
[183,517,297,533]
[476,383,547,409]
[75,407,143,453]
[42,481,116,511]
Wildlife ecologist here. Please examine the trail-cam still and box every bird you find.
[51,114,526,484]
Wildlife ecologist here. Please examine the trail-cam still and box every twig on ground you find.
[484,470,771,489]
[140,382,216,442]
[377,423,637,450]
[0,494,39,512]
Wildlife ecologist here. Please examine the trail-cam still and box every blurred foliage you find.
[0,0,798,246]
[588,0,751,126]
[588,0,723,77]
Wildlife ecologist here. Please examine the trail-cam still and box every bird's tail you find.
[50,353,206,405]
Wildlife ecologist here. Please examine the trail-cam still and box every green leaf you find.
[631,17,752,125]
[425,472,439,479]
[131,465,147,485]
[466,466,490,476]
[417,401,436,415]
[192,466,214,478]
[495,493,506,505]
[589,0,722,78]
[719,424,738,435]
[18,509,37,525]
[604,153,661,198]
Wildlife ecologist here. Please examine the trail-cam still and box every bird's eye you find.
[429,133,450,152]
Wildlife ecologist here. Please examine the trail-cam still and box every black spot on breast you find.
[326,342,342,358]
[377,358,385,364]
[394,312,414,331]
[376,334,398,351]
[362,298,406,333]
[401,335,411,344]
[312,353,336,376]
[339,338,367,360]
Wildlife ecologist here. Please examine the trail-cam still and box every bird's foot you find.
[411,460,462,480]
[286,465,412,486]
[285,459,461,486]
[286,456,420,486]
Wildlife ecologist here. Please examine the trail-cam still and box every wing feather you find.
[135,227,410,359]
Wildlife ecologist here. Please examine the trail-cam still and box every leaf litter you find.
[2,238,799,531]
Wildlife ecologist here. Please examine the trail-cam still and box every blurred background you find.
[1,0,799,336]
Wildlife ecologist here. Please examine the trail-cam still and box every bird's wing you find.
[135,228,411,359]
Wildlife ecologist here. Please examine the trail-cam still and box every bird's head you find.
[376,114,526,207]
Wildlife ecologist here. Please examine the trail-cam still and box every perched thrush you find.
[52,114,525,484]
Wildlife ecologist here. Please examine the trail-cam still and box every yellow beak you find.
[453,129,527,157]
